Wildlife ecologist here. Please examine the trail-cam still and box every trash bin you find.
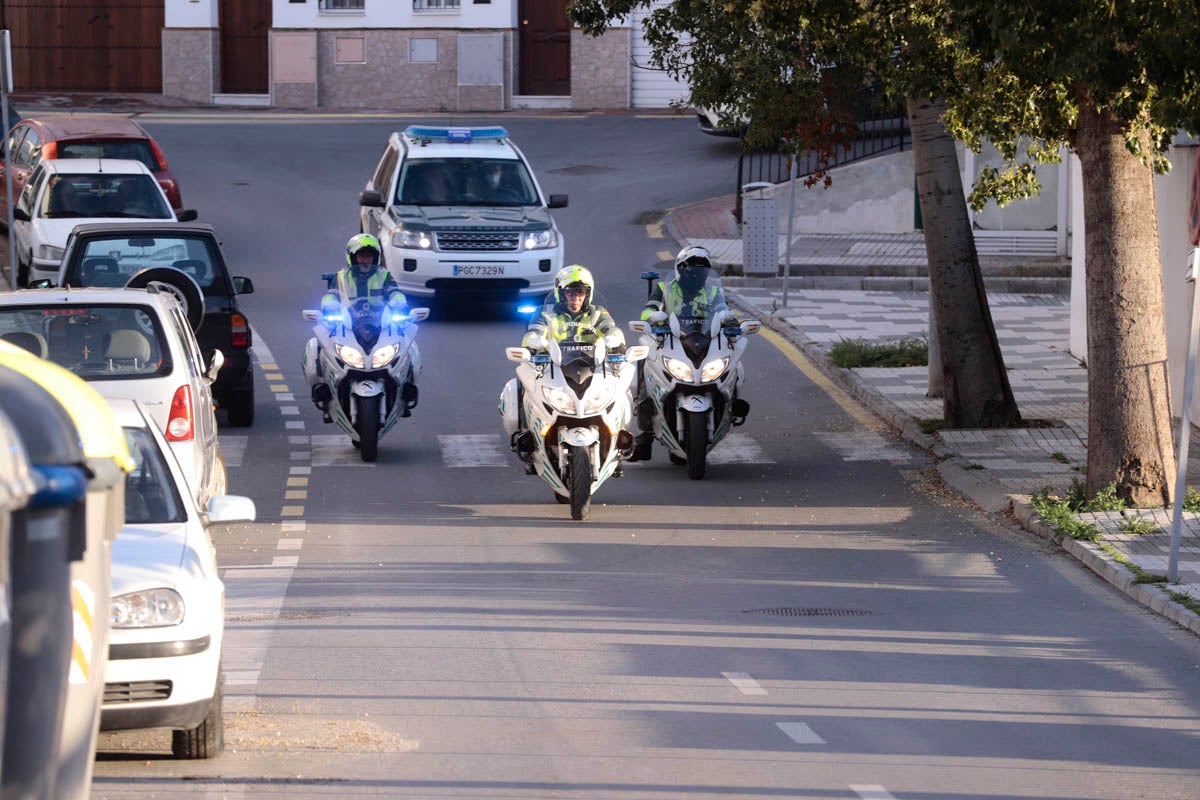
[0,405,36,782]
[741,181,779,277]
[0,344,132,800]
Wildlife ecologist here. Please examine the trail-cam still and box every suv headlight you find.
[392,228,432,249]
[522,228,558,250]
[112,588,184,628]
[665,357,695,382]
[336,343,366,368]
[36,244,65,261]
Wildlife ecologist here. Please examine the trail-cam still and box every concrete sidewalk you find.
[664,196,1200,636]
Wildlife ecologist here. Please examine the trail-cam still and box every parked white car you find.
[0,283,225,507]
[101,400,254,759]
[9,157,196,287]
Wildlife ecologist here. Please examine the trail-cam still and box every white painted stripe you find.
[225,669,261,686]
[222,555,297,713]
[218,435,248,468]
[776,722,826,745]
[250,325,275,364]
[272,555,300,567]
[814,431,917,463]
[275,393,295,401]
[280,520,306,531]
[286,420,306,429]
[280,405,300,416]
[310,434,374,467]
[288,435,310,445]
[277,538,303,550]
[707,432,775,464]
[721,671,767,695]
[289,466,311,476]
[851,787,897,800]
[438,434,508,467]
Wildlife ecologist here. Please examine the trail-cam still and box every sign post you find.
[1167,150,1200,584]
[1,30,14,289]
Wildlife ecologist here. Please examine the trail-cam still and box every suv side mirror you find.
[547,194,568,209]
[359,190,385,208]
[177,209,198,222]
[232,276,255,295]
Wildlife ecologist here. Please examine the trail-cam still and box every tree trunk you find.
[1076,102,1175,507]
[908,96,1021,427]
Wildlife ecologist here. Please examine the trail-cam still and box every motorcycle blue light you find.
[391,312,409,324]
[518,304,538,315]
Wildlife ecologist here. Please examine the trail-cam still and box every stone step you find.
[724,275,1070,295]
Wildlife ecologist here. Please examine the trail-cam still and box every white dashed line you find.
[275,393,295,402]
[438,434,509,467]
[277,539,303,550]
[249,328,275,364]
[272,555,300,568]
[218,435,247,468]
[707,432,775,464]
[281,405,300,416]
[776,722,826,745]
[289,466,311,476]
[721,671,767,695]
[280,520,306,532]
[851,787,898,800]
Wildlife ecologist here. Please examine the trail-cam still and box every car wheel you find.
[226,382,254,427]
[171,666,224,759]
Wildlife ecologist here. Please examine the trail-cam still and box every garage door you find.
[630,2,689,109]
[2,0,164,92]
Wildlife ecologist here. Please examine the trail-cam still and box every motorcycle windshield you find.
[558,342,597,395]
[349,298,385,353]
[666,273,724,364]
[536,290,608,396]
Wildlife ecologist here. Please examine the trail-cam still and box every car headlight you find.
[700,357,730,382]
[522,228,558,250]
[336,344,366,368]
[392,228,432,249]
[583,387,616,415]
[371,343,399,368]
[665,357,695,382]
[542,385,576,415]
[112,588,184,628]
[36,244,65,261]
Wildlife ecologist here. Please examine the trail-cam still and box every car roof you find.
[0,285,176,308]
[25,116,148,140]
[43,157,154,175]
[66,221,218,238]
[398,129,519,161]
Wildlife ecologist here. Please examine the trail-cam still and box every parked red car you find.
[1,115,182,215]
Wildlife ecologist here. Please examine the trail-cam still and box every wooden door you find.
[518,0,570,96]
[220,0,271,94]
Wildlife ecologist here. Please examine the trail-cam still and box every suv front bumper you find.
[384,247,560,299]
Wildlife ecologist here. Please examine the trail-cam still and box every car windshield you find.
[122,426,186,524]
[0,303,171,379]
[57,140,158,173]
[69,234,222,290]
[39,173,171,220]
[395,158,539,206]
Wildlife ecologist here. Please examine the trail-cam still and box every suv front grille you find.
[105,680,173,703]
[435,231,521,252]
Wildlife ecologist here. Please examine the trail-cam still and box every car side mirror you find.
[204,348,225,382]
[232,276,254,294]
[12,207,29,222]
[176,209,198,222]
[547,194,568,209]
[28,279,52,289]
[204,494,256,524]
[359,190,385,208]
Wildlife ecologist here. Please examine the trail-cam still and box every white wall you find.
[272,0,515,30]
[167,0,218,27]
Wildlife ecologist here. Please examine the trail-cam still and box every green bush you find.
[828,337,928,368]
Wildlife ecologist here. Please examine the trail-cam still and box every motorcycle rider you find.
[630,245,738,461]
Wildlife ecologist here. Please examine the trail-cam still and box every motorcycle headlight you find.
[336,343,366,368]
[542,385,576,415]
[392,228,432,249]
[371,343,399,368]
[37,244,65,261]
[583,387,616,415]
[665,357,695,382]
[112,588,184,628]
[700,357,730,382]
[522,228,558,250]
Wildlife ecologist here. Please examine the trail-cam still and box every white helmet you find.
[674,245,712,291]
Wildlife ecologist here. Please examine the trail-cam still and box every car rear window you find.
[0,303,172,379]
[41,173,171,220]
[70,234,224,291]
[58,140,159,173]
[122,427,186,524]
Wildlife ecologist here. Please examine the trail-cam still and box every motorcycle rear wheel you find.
[684,410,708,480]
[356,394,381,463]
[567,445,592,521]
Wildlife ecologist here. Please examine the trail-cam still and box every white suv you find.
[358,126,567,304]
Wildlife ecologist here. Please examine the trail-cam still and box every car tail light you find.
[165,385,194,441]
[148,138,169,171]
[42,141,58,159]
[231,313,250,348]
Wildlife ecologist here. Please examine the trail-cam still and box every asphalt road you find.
[37,110,1200,799]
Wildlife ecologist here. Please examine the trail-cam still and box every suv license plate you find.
[453,264,505,277]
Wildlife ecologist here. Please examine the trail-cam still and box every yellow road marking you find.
[281,505,305,517]
[646,223,663,239]
[656,250,674,262]
[260,362,278,371]
[287,477,309,487]
[285,490,307,500]
[265,372,285,381]
[760,327,882,430]
[270,384,289,393]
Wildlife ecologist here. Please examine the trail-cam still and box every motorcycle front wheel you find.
[567,445,592,521]
[684,410,708,480]
[356,394,381,463]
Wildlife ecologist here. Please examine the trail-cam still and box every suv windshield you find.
[0,303,171,378]
[395,158,538,206]
[69,234,223,290]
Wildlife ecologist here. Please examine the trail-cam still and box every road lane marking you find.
[646,222,664,239]
[776,722,826,745]
[269,383,288,392]
[439,434,508,467]
[814,431,922,464]
[280,520,306,532]
[656,249,674,262]
[851,787,897,800]
[275,392,294,401]
[281,405,300,415]
[218,435,247,467]
[707,432,775,464]
[289,466,311,476]
[287,477,309,487]
[280,505,304,517]
[760,327,881,430]
[285,490,306,500]
[278,538,303,550]
[721,672,767,695]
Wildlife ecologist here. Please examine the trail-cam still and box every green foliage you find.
[827,337,928,368]
[1049,452,1070,464]
[1166,590,1200,616]
[918,418,944,435]
[1030,487,1101,541]
[1183,487,1200,512]
[1119,516,1159,535]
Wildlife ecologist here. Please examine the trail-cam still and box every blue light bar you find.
[405,125,509,142]
[517,303,539,315]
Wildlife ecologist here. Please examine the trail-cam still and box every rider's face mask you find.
[677,264,709,292]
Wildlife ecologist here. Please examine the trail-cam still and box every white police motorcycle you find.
[499,296,648,520]
[630,270,760,479]
[302,272,429,462]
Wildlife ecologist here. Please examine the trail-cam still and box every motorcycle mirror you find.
[740,320,762,335]
[506,347,531,363]
[302,309,320,321]
[626,345,649,362]
[410,308,430,322]
[628,320,649,334]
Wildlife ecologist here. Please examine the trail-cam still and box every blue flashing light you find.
[390,312,409,324]
[404,125,509,143]
[517,303,539,315]
[323,313,343,324]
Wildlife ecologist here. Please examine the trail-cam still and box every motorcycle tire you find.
[356,394,381,463]
[684,410,707,480]
[567,445,592,521]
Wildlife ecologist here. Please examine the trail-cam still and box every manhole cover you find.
[744,608,873,617]
[633,210,665,225]
[547,164,616,176]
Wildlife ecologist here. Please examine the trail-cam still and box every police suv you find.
[358,126,568,304]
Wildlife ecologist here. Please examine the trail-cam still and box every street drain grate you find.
[744,608,873,617]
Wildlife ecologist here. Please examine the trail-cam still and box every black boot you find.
[629,431,654,462]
